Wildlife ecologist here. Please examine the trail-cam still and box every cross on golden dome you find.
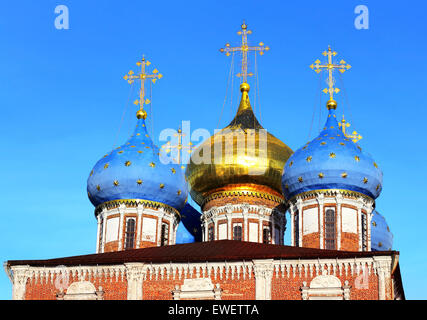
[123,56,163,119]
[161,127,195,169]
[339,115,363,143]
[220,22,269,83]
[310,46,351,102]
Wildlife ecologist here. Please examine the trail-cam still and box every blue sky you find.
[0,0,426,299]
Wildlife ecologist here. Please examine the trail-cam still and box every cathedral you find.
[5,23,404,300]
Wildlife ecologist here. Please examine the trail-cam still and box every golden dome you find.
[185,83,293,206]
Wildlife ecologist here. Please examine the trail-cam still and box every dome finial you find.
[310,46,351,108]
[123,56,163,119]
[219,22,269,84]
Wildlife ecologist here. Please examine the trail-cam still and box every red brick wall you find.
[25,273,127,300]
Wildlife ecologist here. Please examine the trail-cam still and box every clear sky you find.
[0,0,426,299]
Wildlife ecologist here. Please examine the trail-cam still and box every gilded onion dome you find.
[185,83,293,206]
[282,100,383,201]
[371,210,393,251]
[87,115,188,212]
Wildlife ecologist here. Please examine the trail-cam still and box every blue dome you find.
[87,117,188,211]
[176,222,196,244]
[282,106,382,200]
[371,210,393,251]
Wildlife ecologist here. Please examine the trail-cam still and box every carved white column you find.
[271,216,276,245]
[136,204,143,248]
[118,204,126,251]
[203,218,208,241]
[96,215,101,253]
[357,204,363,251]
[242,205,249,242]
[290,206,295,246]
[125,263,145,300]
[156,212,165,246]
[374,257,392,300]
[10,265,30,300]
[253,259,274,300]
[101,209,107,253]
[297,199,303,247]
[336,194,342,250]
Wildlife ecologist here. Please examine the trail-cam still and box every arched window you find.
[124,218,136,250]
[325,209,336,250]
[263,227,270,244]
[233,224,242,241]
[208,225,214,241]
[361,213,367,251]
[160,222,169,246]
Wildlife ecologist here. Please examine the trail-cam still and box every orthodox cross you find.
[161,127,195,169]
[220,22,269,83]
[339,115,362,143]
[123,56,163,117]
[310,45,351,101]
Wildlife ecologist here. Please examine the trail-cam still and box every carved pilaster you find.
[11,265,30,300]
[125,263,145,300]
[253,259,274,300]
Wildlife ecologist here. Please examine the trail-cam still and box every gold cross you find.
[161,128,195,169]
[220,22,269,83]
[123,56,163,118]
[339,115,362,143]
[310,46,351,101]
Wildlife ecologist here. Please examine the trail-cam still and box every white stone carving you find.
[58,281,104,300]
[172,278,221,300]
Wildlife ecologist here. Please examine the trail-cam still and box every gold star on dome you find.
[318,173,324,179]
[298,177,303,183]
[113,180,119,186]
[321,142,326,146]
[306,156,312,163]
[374,162,378,168]
[96,185,101,191]
[160,183,165,189]
[104,163,109,169]
[125,161,131,167]
[355,156,360,162]
[329,152,336,158]
[177,190,181,195]
[90,170,93,176]
[372,221,377,227]
[149,162,155,168]
[171,168,176,174]
[341,172,348,178]
[363,177,368,184]
[137,179,143,185]
[289,161,293,167]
